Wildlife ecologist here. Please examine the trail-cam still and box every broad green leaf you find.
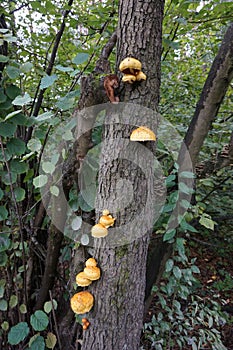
[0,98,12,110]
[179,182,194,195]
[8,322,29,345]
[0,88,7,103]
[0,299,8,311]
[27,138,42,152]
[180,220,198,232]
[0,207,8,222]
[71,216,82,230]
[30,310,49,331]
[6,138,25,156]
[42,161,55,174]
[10,159,28,174]
[179,171,195,179]
[5,85,21,99]
[0,171,17,185]
[14,187,26,202]
[19,304,27,314]
[40,74,57,89]
[78,193,93,212]
[20,62,33,73]
[55,64,73,72]
[9,295,18,308]
[50,185,59,196]
[44,299,57,314]
[165,259,174,272]
[29,335,45,350]
[72,52,89,65]
[4,109,22,121]
[0,55,8,62]
[56,96,75,111]
[199,215,215,230]
[0,279,5,297]
[0,252,8,266]
[173,266,182,279]
[33,175,48,188]
[12,93,32,106]
[0,188,3,201]
[45,332,57,349]
[0,122,17,137]
[163,229,176,241]
[1,321,9,331]
[35,111,54,122]
[5,66,20,79]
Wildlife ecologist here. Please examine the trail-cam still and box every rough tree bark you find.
[183,22,233,167]
[82,1,164,349]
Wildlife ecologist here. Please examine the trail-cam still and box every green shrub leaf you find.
[30,310,49,331]
[8,322,29,345]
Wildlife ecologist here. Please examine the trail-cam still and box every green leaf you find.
[42,161,55,174]
[14,187,26,202]
[77,193,93,212]
[1,321,9,331]
[0,252,8,266]
[20,62,33,73]
[179,182,194,195]
[27,138,42,152]
[71,216,82,230]
[0,122,17,137]
[5,66,20,79]
[35,111,54,122]
[19,304,27,314]
[5,85,21,100]
[199,215,215,230]
[0,207,8,222]
[55,64,73,72]
[50,185,59,196]
[0,299,8,311]
[72,52,89,65]
[33,175,48,188]
[0,88,7,103]
[179,171,195,179]
[180,220,198,232]
[9,295,18,308]
[0,233,10,251]
[163,229,176,241]
[30,310,49,331]
[0,54,9,63]
[29,335,45,350]
[40,74,57,89]
[0,171,17,185]
[44,299,57,314]
[56,96,75,111]
[6,138,25,156]
[10,159,28,174]
[173,266,182,279]
[165,259,174,272]
[12,93,32,106]
[8,322,29,345]
[0,188,3,201]
[4,109,22,121]
[45,332,57,349]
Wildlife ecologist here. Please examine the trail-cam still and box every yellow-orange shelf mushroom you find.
[76,272,92,287]
[130,126,156,142]
[91,223,108,238]
[70,291,94,315]
[83,266,101,281]
[119,57,147,83]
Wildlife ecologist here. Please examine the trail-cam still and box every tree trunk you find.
[82,1,164,349]
[183,22,233,167]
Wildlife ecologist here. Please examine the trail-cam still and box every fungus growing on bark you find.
[91,223,108,238]
[130,126,156,141]
[76,272,92,287]
[99,213,115,228]
[119,57,147,83]
[82,318,90,330]
[70,291,94,314]
[83,266,101,281]
[85,258,97,267]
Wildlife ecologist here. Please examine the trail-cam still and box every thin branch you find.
[49,290,62,350]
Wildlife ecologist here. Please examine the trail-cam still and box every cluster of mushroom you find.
[76,258,101,287]
[91,209,115,238]
[70,258,101,330]
[119,57,147,84]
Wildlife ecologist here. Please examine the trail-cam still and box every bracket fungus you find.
[70,291,94,314]
[76,272,92,287]
[119,57,147,83]
[91,210,116,238]
[130,126,156,142]
[85,257,97,267]
[83,266,101,281]
[82,318,90,330]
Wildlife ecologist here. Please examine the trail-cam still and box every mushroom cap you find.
[99,215,115,228]
[91,223,108,238]
[85,258,97,267]
[130,126,156,142]
[83,266,101,281]
[102,209,110,216]
[119,57,142,73]
[122,74,137,84]
[75,272,92,287]
[70,291,94,314]
[136,71,147,81]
